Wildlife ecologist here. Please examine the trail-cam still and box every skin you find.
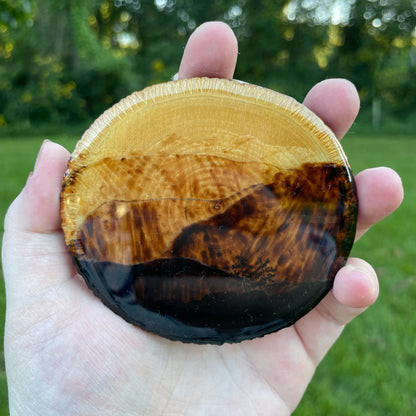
[2,22,404,416]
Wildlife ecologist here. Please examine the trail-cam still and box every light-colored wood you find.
[61,78,350,248]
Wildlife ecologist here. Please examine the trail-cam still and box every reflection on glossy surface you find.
[61,78,357,344]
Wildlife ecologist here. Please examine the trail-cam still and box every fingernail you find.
[343,264,372,283]
[344,263,378,297]
[34,139,50,174]
[344,263,368,275]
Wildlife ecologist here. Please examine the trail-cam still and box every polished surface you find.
[61,78,358,344]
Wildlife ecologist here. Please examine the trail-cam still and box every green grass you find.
[294,133,416,416]
[0,132,415,415]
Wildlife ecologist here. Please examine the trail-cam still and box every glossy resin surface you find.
[61,78,358,344]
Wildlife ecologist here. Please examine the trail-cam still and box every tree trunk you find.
[372,96,382,130]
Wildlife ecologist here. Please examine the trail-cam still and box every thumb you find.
[5,140,70,233]
[2,140,75,300]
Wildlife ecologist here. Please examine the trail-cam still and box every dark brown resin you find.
[68,162,357,344]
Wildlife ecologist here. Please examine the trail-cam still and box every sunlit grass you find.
[0,132,414,415]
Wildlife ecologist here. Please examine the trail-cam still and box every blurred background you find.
[0,1,415,415]
[1,0,416,129]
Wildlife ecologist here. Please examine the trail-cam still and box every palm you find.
[4,228,317,414]
[4,228,307,414]
[3,22,403,416]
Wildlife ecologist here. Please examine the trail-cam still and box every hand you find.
[3,22,403,415]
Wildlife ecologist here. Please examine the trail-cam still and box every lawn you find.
[295,132,416,416]
[0,131,415,415]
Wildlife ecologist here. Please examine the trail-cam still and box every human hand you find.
[3,22,403,416]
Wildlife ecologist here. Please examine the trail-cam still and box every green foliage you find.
[235,0,330,99]
[0,54,86,124]
[325,0,416,112]
[0,0,33,28]
[0,0,415,125]
[0,0,34,60]
[0,0,138,125]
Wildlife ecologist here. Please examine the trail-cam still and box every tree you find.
[0,0,138,125]
[325,0,416,127]
[0,0,34,58]
[1,0,415,127]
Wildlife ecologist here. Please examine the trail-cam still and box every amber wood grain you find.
[61,78,358,344]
